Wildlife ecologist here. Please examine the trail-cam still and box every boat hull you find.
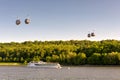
[27,62,62,69]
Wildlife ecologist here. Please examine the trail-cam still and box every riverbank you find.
[0,62,120,67]
[62,64,120,67]
[0,62,26,66]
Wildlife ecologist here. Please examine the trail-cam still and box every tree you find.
[75,53,86,65]
[66,52,77,65]
[46,56,52,62]
[102,52,118,65]
[51,55,59,62]
[32,56,40,62]
[87,53,101,65]
[0,57,2,62]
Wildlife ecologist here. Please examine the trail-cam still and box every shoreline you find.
[0,62,120,67]
[0,62,26,66]
[61,64,120,67]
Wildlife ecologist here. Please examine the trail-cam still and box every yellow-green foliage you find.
[0,40,120,65]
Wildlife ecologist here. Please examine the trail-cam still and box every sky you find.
[0,0,120,42]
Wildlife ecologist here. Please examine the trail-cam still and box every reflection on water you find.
[0,66,120,80]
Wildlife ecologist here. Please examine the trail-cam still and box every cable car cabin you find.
[87,33,91,38]
[16,19,21,25]
[91,32,95,37]
[25,18,30,24]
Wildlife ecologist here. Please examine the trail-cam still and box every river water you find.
[0,66,120,80]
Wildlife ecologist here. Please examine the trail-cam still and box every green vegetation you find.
[0,62,24,66]
[0,40,120,65]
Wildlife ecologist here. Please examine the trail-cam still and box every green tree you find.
[102,52,118,65]
[75,53,86,65]
[32,56,40,62]
[51,55,59,62]
[46,56,52,62]
[87,53,101,65]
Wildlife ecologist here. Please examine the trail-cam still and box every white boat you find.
[27,61,62,69]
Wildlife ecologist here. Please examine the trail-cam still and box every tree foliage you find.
[0,40,120,65]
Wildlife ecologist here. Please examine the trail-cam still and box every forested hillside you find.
[0,40,120,65]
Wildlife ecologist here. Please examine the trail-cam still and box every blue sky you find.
[0,0,120,42]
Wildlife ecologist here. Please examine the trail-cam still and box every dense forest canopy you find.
[0,40,120,65]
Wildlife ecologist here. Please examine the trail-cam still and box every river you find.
[0,66,120,80]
